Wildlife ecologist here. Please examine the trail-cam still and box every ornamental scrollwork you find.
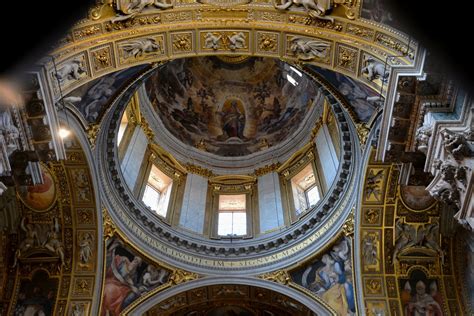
[260,270,291,285]
[169,269,199,285]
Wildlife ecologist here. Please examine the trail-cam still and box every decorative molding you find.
[169,269,199,285]
[86,124,100,148]
[102,207,116,239]
[253,163,281,177]
[342,209,355,236]
[184,163,214,178]
[259,270,291,285]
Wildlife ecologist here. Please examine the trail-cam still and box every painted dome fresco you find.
[144,57,320,157]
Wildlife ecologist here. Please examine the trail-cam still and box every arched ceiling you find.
[142,284,314,316]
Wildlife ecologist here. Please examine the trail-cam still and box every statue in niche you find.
[415,124,433,154]
[72,303,85,316]
[218,100,245,140]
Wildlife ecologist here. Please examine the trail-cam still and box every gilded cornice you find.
[45,2,418,99]
[277,142,315,178]
[259,270,291,285]
[253,163,281,177]
[184,163,214,178]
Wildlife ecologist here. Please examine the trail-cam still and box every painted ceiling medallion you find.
[145,57,320,157]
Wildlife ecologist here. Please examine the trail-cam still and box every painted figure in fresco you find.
[405,281,443,316]
[220,100,245,139]
[15,287,55,316]
[102,245,143,315]
[303,238,355,315]
[141,265,168,289]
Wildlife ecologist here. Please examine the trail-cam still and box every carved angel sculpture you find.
[415,124,433,154]
[362,57,389,82]
[290,37,330,61]
[228,32,246,51]
[274,0,341,21]
[44,217,66,266]
[112,0,173,22]
[204,33,222,50]
[13,217,40,267]
[441,129,473,160]
[55,59,85,84]
[418,223,445,265]
[121,38,160,59]
[392,218,416,261]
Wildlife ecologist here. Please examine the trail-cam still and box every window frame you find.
[216,194,248,237]
[136,148,186,224]
[278,146,324,224]
[206,176,257,240]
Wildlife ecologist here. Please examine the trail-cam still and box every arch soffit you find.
[128,276,334,316]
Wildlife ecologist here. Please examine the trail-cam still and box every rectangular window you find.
[217,194,247,236]
[291,164,321,215]
[142,165,173,218]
